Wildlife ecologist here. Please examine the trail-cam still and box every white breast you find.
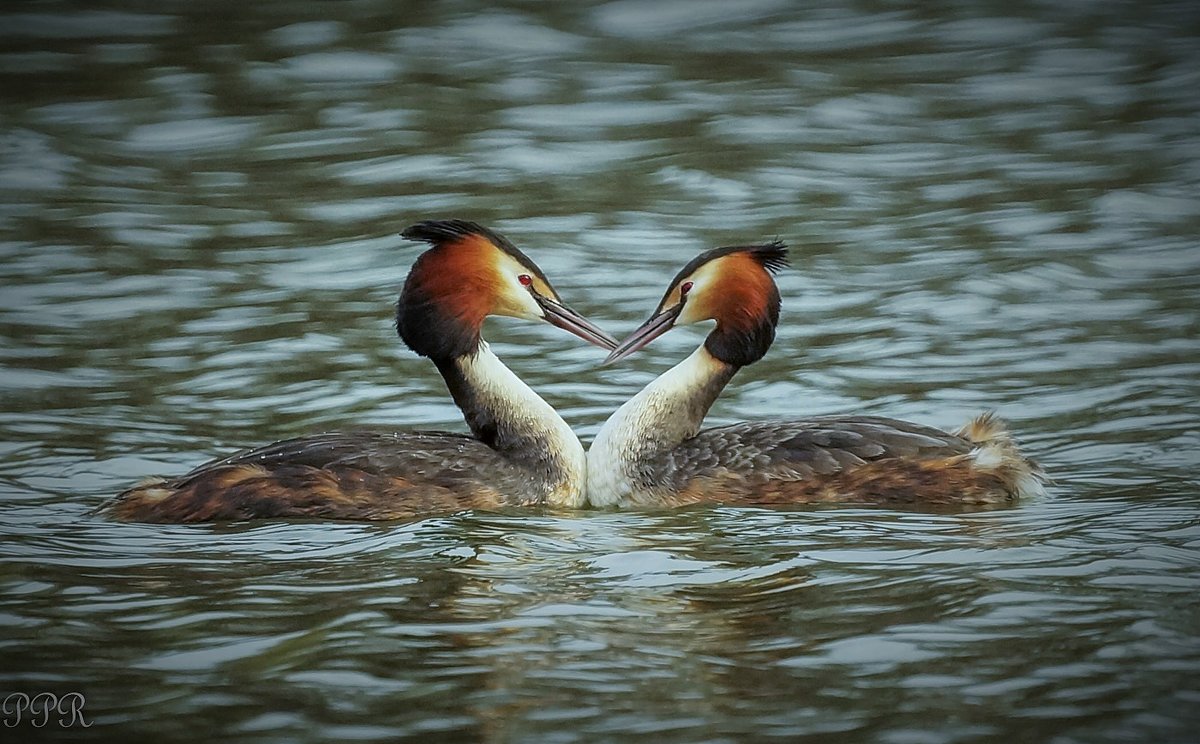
[586,346,723,507]
[460,342,587,506]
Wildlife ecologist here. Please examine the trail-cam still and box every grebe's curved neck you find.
[436,341,586,507]
[587,345,736,506]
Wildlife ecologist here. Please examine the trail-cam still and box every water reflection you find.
[3,0,1200,741]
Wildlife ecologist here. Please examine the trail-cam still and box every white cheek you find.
[676,271,718,324]
[492,254,546,321]
[495,282,543,320]
[677,301,705,325]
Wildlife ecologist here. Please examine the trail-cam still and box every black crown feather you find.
[400,219,553,290]
[667,240,790,295]
[402,219,510,250]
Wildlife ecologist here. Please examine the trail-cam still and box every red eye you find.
[518,274,533,287]
[680,281,693,296]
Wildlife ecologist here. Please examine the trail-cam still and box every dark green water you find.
[2,1,1198,741]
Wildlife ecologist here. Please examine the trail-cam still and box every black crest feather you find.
[658,240,789,317]
[402,219,511,251]
[747,240,789,274]
[400,219,553,289]
[666,241,788,296]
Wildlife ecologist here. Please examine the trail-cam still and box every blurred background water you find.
[2,0,1198,741]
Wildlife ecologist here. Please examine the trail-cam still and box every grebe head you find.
[605,242,787,367]
[398,220,617,359]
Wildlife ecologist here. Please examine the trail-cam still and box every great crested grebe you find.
[107,220,617,522]
[587,242,1045,508]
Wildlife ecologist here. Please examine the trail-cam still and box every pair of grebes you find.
[108,220,1045,522]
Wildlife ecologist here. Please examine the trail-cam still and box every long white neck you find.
[442,341,587,507]
[587,345,736,507]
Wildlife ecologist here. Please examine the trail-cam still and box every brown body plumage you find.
[586,243,1045,509]
[107,221,616,523]
[107,432,534,522]
[638,413,1037,508]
